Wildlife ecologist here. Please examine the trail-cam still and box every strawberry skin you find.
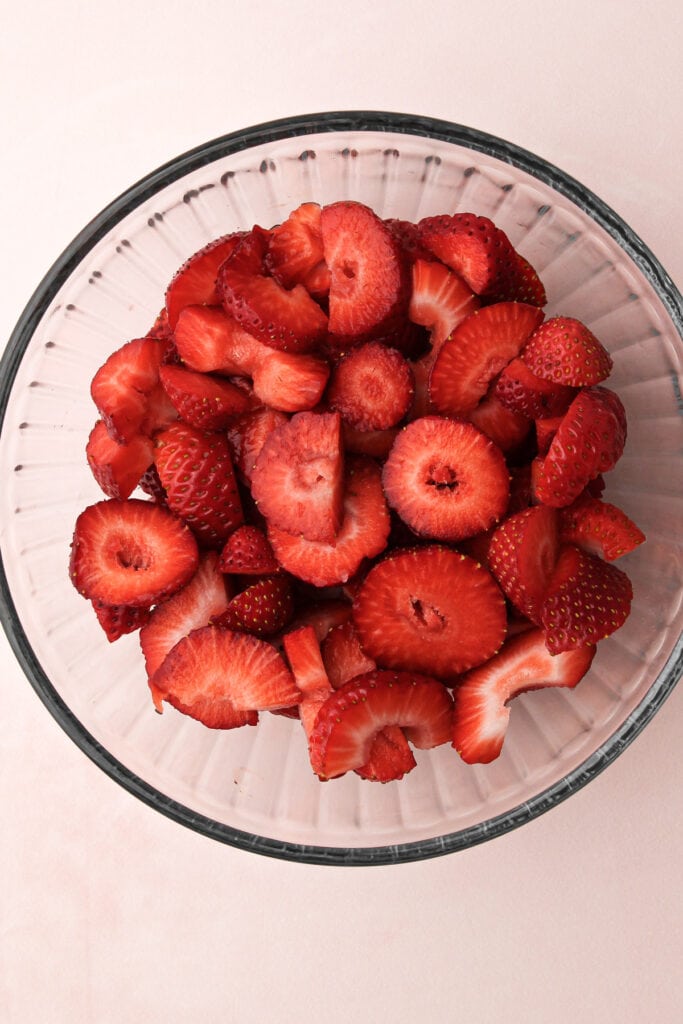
[267,202,330,298]
[559,496,645,561]
[165,232,245,329]
[93,600,151,643]
[452,628,595,763]
[521,316,613,386]
[494,357,576,420]
[215,575,294,637]
[159,363,251,430]
[226,408,289,485]
[327,342,414,431]
[491,252,547,306]
[86,420,154,499]
[417,212,517,296]
[218,525,280,575]
[488,505,560,624]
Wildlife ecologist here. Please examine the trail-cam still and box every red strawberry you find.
[308,670,453,780]
[327,342,414,430]
[452,628,595,763]
[352,545,507,679]
[342,423,399,459]
[286,599,353,643]
[283,625,333,736]
[165,232,245,329]
[267,458,390,587]
[487,505,561,624]
[490,252,547,306]
[467,392,532,453]
[559,496,645,561]
[494,357,576,419]
[218,525,280,575]
[382,416,510,541]
[541,544,633,653]
[417,213,517,296]
[408,258,480,353]
[92,600,151,643]
[429,302,544,416]
[154,422,244,546]
[69,498,198,607]
[173,305,266,375]
[91,336,172,444]
[521,317,613,386]
[138,464,167,504]
[146,307,173,343]
[159,364,250,430]
[226,408,289,484]
[267,202,330,298]
[151,625,300,725]
[534,386,627,507]
[535,414,565,455]
[320,618,376,689]
[215,575,294,637]
[251,411,344,544]
[354,726,418,783]
[384,218,433,263]
[217,228,328,352]
[251,349,330,412]
[507,463,533,515]
[86,420,154,499]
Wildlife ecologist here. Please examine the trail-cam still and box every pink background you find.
[1,2,681,1021]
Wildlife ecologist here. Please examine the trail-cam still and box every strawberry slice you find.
[428,301,544,416]
[417,213,517,296]
[70,498,198,607]
[283,625,334,736]
[521,316,613,386]
[382,416,510,541]
[218,525,280,575]
[226,408,289,485]
[150,625,300,725]
[251,411,344,544]
[92,600,151,643]
[251,349,330,412]
[342,423,399,459]
[154,422,244,546]
[452,628,595,764]
[488,505,561,624]
[466,392,532,453]
[352,545,507,679]
[215,575,294,637]
[490,252,547,306]
[308,670,453,780]
[173,305,266,375]
[408,258,480,351]
[320,618,376,689]
[86,420,154,499]
[267,458,390,587]
[91,336,171,444]
[535,414,565,455]
[384,218,433,263]
[165,232,245,329]
[493,357,576,419]
[217,228,328,353]
[354,726,418,783]
[158,364,251,430]
[286,599,353,643]
[327,342,414,431]
[267,202,330,298]
[559,496,645,561]
[541,544,633,653]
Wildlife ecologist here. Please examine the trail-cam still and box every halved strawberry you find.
[559,496,645,561]
[215,575,294,637]
[154,422,243,546]
[267,202,330,298]
[382,416,510,541]
[488,505,560,624]
[541,544,633,653]
[490,252,547,306]
[70,498,198,607]
[173,305,266,375]
[165,232,245,329]
[267,458,390,587]
[467,392,532,453]
[159,363,250,430]
[320,618,376,689]
[308,670,453,780]
[251,349,330,412]
[251,411,344,544]
[417,213,517,296]
[226,408,289,485]
[494,357,576,419]
[92,600,151,643]
[91,336,170,444]
[452,628,595,763]
[352,545,507,679]
[429,302,544,416]
[408,258,480,351]
[86,420,154,499]
[218,525,279,575]
[327,342,414,431]
[521,316,613,386]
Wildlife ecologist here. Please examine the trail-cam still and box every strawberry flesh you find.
[417,213,517,296]
[165,232,245,329]
[328,341,414,431]
[86,420,154,499]
[267,202,330,298]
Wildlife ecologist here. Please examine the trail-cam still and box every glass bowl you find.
[1,112,681,865]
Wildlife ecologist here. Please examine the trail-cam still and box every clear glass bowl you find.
[1,112,681,865]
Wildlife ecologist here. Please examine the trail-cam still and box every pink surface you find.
[1,2,682,1021]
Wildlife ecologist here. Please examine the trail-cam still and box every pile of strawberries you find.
[69,200,645,780]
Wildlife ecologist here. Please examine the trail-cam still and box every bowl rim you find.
[1,110,682,866]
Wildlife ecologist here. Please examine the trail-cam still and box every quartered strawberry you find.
[86,420,154,499]
[408,258,480,352]
[165,232,245,329]
[267,202,330,299]
[452,628,595,763]
[382,416,510,541]
[215,575,294,637]
[91,336,171,444]
[428,302,544,416]
[217,227,328,352]
[159,363,251,430]
[173,304,266,375]
[251,349,330,412]
[327,341,414,431]
[308,670,453,780]
[92,600,151,643]
[494,357,576,419]
[352,545,507,679]
[320,618,376,689]
[218,525,280,575]
[541,544,633,653]
[488,505,560,624]
[154,422,243,546]
[467,392,532,453]
[70,498,198,607]
[559,496,645,561]
[416,212,517,296]
[251,411,344,544]
[521,316,613,386]
[267,458,390,587]
[490,252,547,306]
[226,408,289,485]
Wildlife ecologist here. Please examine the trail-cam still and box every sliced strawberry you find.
[226,408,289,485]
[154,422,243,546]
[408,258,480,351]
[267,458,390,587]
[86,420,155,499]
[286,599,353,643]
[382,416,510,541]
[308,670,453,780]
[452,628,595,763]
[354,726,418,783]
[521,316,613,386]
[251,411,343,544]
[535,414,565,455]
[428,302,544,416]
[251,349,330,412]
[267,202,330,298]
[490,252,547,306]
[69,498,198,607]
[165,232,245,329]
[320,618,376,689]
[342,423,399,459]
[467,392,532,453]
[91,336,169,444]
[173,305,266,375]
[146,307,173,343]
[417,213,517,296]
[327,342,414,430]
[151,625,300,725]
[559,496,645,561]
[541,544,633,653]
[158,363,250,430]
[352,545,507,679]
[507,463,533,515]
[218,525,279,575]
[92,600,151,643]
[217,228,328,352]
[138,464,167,504]
[283,625,333,736]
[488,505,560,624]
[494,357,576,419]
[384,218,433,263]
[215,575,294,637]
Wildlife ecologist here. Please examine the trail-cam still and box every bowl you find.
[1,111,682,865]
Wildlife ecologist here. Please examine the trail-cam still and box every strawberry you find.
[215,575,294,637]
[382,416,510,541]
[150,625,300,725]
[286,599,353,643]
[490,252,547,306]
[138,464,167,504]
[251,411,344,544]
[92,600,151,643]
[158,363,250,430]
[534,386,627,507]
[327,342,414,430]
[354,726,418,783]
[217,228,328,352]
[541,544,633,653]
[308,670,453,780]
[69,498,199,607]
[428,302,544,416]
[251,349,330,412]
[384,218,433,263]
[267,202,330,298]
[154,422,244,546]
[535,414,565,455]
[283,625,333,736]
[146,307,173,343]
[352,545,507,679]
[467,392,532,453]
[267,458,390,587]
[218,525,280,575]
[226,408,289,485]
[493,357,576,419]
[452,628,595,763]
[341,423,399,459]
[173,305,266,375]
[165,232,245,329]
[408,258,480,352]
[417,212,517,296]
[559,496,645,561]
[487,505,560,624]
[521,316,613,386]
[320,618,376,689]
[86,420,154,499]
[91,336,172,444]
